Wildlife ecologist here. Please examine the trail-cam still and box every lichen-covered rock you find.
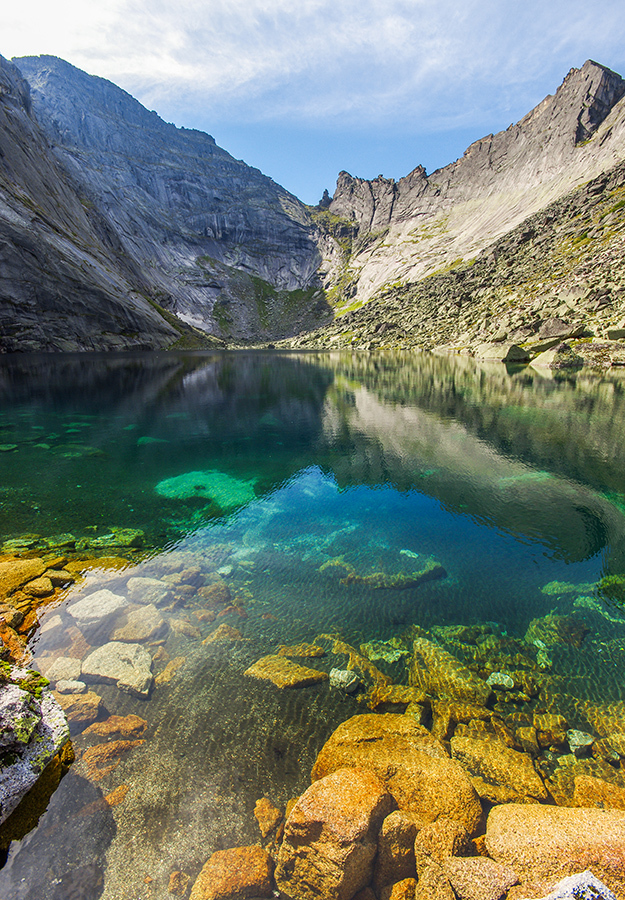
[244,655,328,689]
[312,714,482,834]
[485,804,625,896]
[0,685,69,824]
[275,767,393,900]
[450,735,548,804]
[409,637,492,706]
[190,845,274,899]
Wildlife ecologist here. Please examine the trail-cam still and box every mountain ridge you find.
[2,55,625,356]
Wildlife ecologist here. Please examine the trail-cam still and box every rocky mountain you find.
[3,54,625,355]
[0,56,185,352]
[12,55,327,344]
[286,61,625,361]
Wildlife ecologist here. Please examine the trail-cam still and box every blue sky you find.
[6,1,625,204]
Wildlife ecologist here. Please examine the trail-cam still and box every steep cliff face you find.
[323,60,625,309]
[14,55,327,342]
[0,56,183,352]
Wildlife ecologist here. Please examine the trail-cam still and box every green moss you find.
[17,672,49,699]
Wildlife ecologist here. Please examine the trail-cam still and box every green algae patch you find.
[597,574,625,608]
[155,470,258,511]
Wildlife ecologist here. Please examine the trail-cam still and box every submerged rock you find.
[244,655,328,689]
[450,735,548,804]
[276,767,393,900]
[190,845,274,900]
[329,668,361,693]
[81,642,153,698]
[110,604,167,642]
[409,637,492,706]
[155,470,257,510]
[312,713,482,834]
[66,589,128,627]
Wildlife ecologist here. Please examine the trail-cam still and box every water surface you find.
[0,350,624,899]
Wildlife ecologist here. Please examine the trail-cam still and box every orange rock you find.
[414,864,455,900]
[485,803,625,895]
[203,623,242,643]
[63,556,130,574]
[192,608,216,623]
[244,655,328,689]
[442,857,519,900]
[155,656,186,686]
[105,784,130,807]
[0,621,30,664]
[22,576,54,597]
[431,699,492,741]
[190,845,274,900]
[0,557,46,599]
[409,637,492,706]
[450,735,548,804]
[380,879,417,900]
[312,714,482,835]
[533,713,568,748]
[53,690,105,734]
[83,715,148,739]
[366,685,429,715]
[373,810,422,892]
[168,871,191,896]
[82,740,145,781]
[414,818,471,873]
[573,774,625,810]
[277,643,325,658]
[254,797,282,838]
[275,767,393,900]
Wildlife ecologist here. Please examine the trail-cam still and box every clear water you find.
[0,350,624,899]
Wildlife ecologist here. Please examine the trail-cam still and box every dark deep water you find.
[0,350,624,899]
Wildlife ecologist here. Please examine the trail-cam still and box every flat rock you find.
[442,857,519,900]
[125,576,172,606]
[55,679,87,694]
[67,589,128,626]
[81,642,153,698]
[312,713,482,835]
[244,655,328,688]
[450,735,548,803]
[38,656,82,684]
[53,690,105,734]
[485,804,625,896]
[275,767,393,900]
[0,558,46,600]
[189,845,274,900]
[110,604,167,642]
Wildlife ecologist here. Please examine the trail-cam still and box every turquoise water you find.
[0,351,624,898]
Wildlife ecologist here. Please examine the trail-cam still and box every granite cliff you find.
[13,55,327,345]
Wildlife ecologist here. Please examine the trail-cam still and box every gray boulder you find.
[81,641,153,698]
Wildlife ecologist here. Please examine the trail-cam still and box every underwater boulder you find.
[155,470,257,511]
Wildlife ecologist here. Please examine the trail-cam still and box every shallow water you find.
[0,350,625,899]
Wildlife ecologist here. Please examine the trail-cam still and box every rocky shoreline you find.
[1,533,624,898]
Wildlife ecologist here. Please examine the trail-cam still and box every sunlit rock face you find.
[13,55,327,343]
[324,61,625,307]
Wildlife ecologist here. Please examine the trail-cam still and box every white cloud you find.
[6,0,625,133]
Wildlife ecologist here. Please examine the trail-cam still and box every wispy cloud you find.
[6,0,625,134]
